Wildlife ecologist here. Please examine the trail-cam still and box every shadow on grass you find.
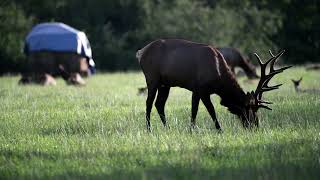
[1,163,319,180]
[0,138,319,179]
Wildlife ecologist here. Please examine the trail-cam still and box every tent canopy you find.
[25,22,92,59]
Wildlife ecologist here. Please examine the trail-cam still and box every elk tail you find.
[136,49,142,62]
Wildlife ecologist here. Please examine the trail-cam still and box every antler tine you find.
[269,50,285,72]
[261,84,282,91]
[254,52,268,98]
[254,53,263,66]
[254,51,279,79]
[269,50,275,57]
[258,104,272,110]
[257,84,282,100]
[254,52,269,90]
[258,100,273,104]
[254,50,290,104]
[256,72,284,99]
[273,65,292,73]
[255,61,276,98]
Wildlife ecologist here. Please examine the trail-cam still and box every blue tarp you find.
[25,22,92,59]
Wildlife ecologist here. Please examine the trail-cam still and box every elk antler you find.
[253,50,292,110]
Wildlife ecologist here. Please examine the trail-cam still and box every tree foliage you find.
[0,1,33,74]
[0,0,319,73]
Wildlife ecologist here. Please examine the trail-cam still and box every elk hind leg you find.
[191,93,200,128]
[155,86,170,127]
[146,84,157,131]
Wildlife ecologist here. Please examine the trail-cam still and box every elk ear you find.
[245,91,256,106]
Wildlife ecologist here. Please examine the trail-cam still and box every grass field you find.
[0,67,319,179]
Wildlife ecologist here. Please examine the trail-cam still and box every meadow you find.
[0,67,319,179]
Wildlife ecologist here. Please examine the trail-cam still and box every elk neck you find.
[240,59,257,78]
[216,66,247,115]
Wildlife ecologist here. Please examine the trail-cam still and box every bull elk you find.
[137,39,291,131]
[217,47,259,79]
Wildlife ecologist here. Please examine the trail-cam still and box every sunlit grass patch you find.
[0,68,319,179]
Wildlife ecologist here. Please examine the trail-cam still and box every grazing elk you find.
[137,39,291,131]
[19,65,85,86]
[291,77,320,93]
[19,51,87,86]
[217,47,259,79]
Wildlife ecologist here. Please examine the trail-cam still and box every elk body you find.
[291,77,320,93]
[217,47,259,79]
[137,39,291,131]
[137,46,259,95]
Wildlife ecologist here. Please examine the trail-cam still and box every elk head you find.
[239,50,292,128]
[291,77,302,89]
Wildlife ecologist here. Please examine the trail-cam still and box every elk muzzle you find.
[241,108,258,128]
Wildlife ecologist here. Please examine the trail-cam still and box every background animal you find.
[20,51,89,85]
[291,77,320,93]
[217,47,259,79]
[138,39,290,131]
[137,87,148,96]
[306,64,320,71]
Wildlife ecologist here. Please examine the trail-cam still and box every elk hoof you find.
[146,126,151,133]
[164,124,170,129]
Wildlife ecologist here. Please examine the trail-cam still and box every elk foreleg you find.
[200,95,222,132]
[191,93,200,128]
[155,86,170,127]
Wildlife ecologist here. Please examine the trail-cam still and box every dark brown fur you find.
[138,39,258,131]
[20,51,88,85]
[217,47,259,79]
[138,39,290,131]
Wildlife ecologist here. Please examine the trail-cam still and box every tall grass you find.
[0,67,319,179]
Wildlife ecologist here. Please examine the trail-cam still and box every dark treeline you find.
[0,0,319,74]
